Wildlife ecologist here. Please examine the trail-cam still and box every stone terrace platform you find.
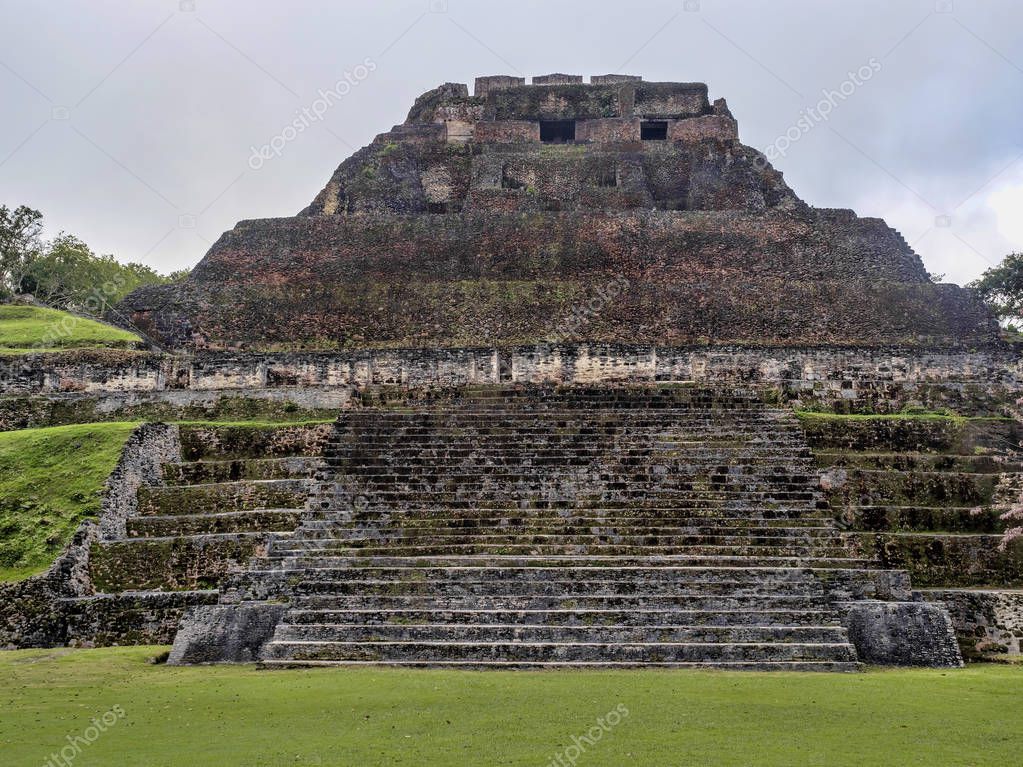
[169,385,962,669]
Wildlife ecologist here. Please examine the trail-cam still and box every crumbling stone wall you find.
[924,589,1023,659]
[100,423,179,540]
[116,210,996,350]
[0,524,95,648]
[1,345,1018,432]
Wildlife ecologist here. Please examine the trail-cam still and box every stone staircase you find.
[806,412,1023,659]
[72,425,328,645]
[224,385,923,670]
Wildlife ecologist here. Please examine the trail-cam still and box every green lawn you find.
[0,304,140,353]
[0,648,1020,766]
[0,422,139,581]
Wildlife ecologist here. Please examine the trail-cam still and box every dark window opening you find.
[641,121,668,141]
[540,119,576,143]
[427,202,447,214]
[595,162,617,188]
[501,164,525,190]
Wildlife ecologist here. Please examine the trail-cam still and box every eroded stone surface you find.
[112,77,998,351]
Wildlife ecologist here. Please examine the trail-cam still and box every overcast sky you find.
[1,0,1021,284]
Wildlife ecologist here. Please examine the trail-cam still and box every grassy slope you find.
[0,304,139,353]
[0,648,1021,767]
[0,422,139,581]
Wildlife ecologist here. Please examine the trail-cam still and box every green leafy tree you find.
[968,253,1023,330]
[0,205,43,298]
[4,204,188,313]
[165,268,191,282]
[20,234,173,314]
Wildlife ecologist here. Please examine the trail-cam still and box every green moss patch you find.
[0,422,139,581]
[0,305,140,353]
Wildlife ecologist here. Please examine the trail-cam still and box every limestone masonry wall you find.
[0,345,1019,430]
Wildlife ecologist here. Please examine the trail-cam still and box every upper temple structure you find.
[117,74,998,351]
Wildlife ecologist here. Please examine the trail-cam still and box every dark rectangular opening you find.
[540,119,576,143]
[501,164,525,190]
[427,202,447,214]
[641,120,668,141]
[594,161,617,188]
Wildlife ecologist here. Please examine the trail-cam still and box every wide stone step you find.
[826,469,997,507]
[326,492,821,506]
[285,557,872,575]
[330,430,806,442]
[329,466,819,480]
[137,480,310,516]
[283,607,843,627]
[260,658,862,670]
[274,531,839,548]
[163,457,321,484]
[331,461,816,474]
[340,409,791,420]
[815,451,1023,474]
[272,623,851,644]
[832,504,1008,534]
[331,429,801,442]
[127,509,305,537]
[277,544,850,559]
[330,438,809,452]
[323,515,834,529]
[329,503,828,516]
[335,479,820,493]
[289,593,839,611]
[178,424,331,461]
[261,639,858,664]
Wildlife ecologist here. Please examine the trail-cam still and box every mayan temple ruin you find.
[2,74,1021,669]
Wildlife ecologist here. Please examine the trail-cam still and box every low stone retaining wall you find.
[0,345,1018,425]
[922,589,1023,659]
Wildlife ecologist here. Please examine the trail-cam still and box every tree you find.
[0,205,43,298]
[968,253,1023,330]
[20,234,173,314]
[2,204,185,313]
[165,269,191,282]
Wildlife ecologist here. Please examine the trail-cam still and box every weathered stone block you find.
[922,589,1023,659]
[668,115,738,142]
[473,120,540,143]
[473,75,525,98]
[576,118,641,143]
[532,73,583,85]
[591,74,642,85]
[168,604,287,664]
[842,601,963,667]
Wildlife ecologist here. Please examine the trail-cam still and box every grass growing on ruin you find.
[0,422,139,581]
[794,410,1013,422]
[0,305,140,354]
[0,648,1021,767]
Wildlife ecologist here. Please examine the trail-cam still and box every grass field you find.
[0,304,140,353]
[1,648,1020,766]
[0,422,139,581]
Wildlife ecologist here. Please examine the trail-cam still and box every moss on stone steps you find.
[850,533,1023,588]
[0,394,338,432]
[89,534,271,592]
[797,412,1018,454]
